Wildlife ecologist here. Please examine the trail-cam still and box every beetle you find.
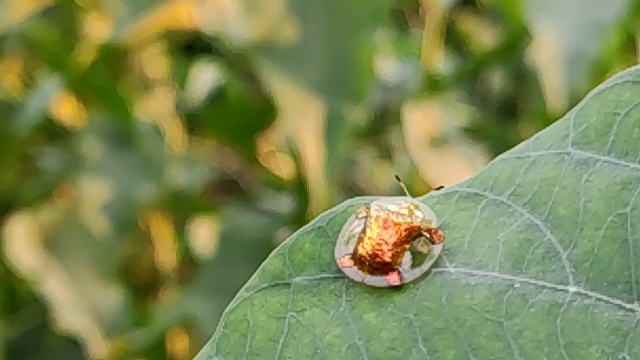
[334,176,445,287]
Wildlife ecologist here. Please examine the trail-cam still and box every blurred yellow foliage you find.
[1,0,56,34]
[49,90,88,129]
[143,210,180,276]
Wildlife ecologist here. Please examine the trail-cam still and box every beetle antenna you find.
[394,174,412,197]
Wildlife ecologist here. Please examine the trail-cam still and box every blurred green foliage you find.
[0,0,638,359]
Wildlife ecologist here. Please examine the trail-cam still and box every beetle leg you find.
[422,227,445,245]
[385,270,403,286]
[410,237,432,254]
[337,254,355,268]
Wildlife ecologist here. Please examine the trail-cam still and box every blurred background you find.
[0,0,638,359]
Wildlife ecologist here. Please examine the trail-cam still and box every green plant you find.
[195,65,640,359]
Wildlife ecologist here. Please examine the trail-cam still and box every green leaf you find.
[173,33,276,160]
[521,0,633,108]
[23,11,135,128]
[256,0,391,183]
[196,65,640,359]
[12,74,62,136]
[100,0,167,37]
[258,0,388,105]
[183,63,277,160]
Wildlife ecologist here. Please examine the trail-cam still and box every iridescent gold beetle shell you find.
[334,179,445,287]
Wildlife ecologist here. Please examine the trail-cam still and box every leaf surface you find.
[196,66,640,359]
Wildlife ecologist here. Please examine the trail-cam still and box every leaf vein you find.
[450,187,575,285]
[432,267,640,313]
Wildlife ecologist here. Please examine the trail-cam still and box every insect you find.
[334,176,445,287]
